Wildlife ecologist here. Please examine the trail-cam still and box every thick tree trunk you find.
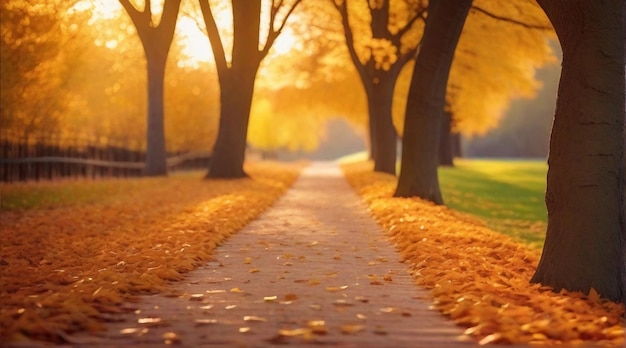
[120,0,181,177]
[206,0,262,179]
[207,74,256,178]
[439,110,454,166]
[394,0,472,203]
[143,56,168,176]
[531,0,625,303]
[367,111,377,161]
[366,79,398,175]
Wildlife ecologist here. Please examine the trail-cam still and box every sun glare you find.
[177,17,213,68]
[271,27,298,55]
[81,1,300,69]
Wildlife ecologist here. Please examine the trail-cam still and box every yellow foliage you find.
[449,1,557,136]
[0,162,302,344]
[342,161,625,346]
[392,1,557,137]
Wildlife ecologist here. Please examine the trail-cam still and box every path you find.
[89,162,477,347]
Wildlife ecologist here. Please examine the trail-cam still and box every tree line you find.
[2,0,624,308]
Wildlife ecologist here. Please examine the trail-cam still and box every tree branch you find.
[392,7,426,46]
[198,0,229,75]
[145,0,152,26]
[119,0,143,31]
[159,0,181,34]
[470,5,552,30]
[261,0,302,57]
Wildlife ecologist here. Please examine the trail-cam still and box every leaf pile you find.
[342,161,625,346]
[0,162,302,344]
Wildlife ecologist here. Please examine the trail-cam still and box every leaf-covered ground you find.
[0,162,302,343]
[342,161,625,346]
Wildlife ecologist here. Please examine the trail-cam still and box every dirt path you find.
[84,162,476,347]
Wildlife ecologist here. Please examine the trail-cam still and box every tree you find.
[120,0,181,176]
[393,0,472,203]
[331,0,427,175]
[199,0,302,178]
[530,0,625,303]
[0,0,78,141]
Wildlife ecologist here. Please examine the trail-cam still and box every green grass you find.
[338,153,548,246]
[439,159,547,247]
[0,171,205,211]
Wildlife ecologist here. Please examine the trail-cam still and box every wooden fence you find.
[0,135,211,182]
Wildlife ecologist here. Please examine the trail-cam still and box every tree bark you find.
[366,78,398,175]
[119,0,181,177]
[330,0,425,176]
[206,0,262,178]
[394,0,472,203]
[143,52,168,176]
[531,0,625,303]
[202,0,301,178]
[208,71,257,178]
[438,110,454,166]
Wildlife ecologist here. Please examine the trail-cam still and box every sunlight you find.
[177,17,213,68]
[271,27,299,55]
[77,1,301,69]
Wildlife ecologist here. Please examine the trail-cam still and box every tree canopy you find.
[1,0,555,157]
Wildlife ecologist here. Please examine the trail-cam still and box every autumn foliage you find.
[0,162,302,343]
[342,161,624,346]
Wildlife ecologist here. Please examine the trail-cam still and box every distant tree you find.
[199,0,302,178]
[0,0,78,141]
[530,0,625,303]
[331,0,427,175]
[394,0,472,203]
[119,0,181,176]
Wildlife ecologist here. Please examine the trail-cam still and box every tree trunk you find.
[394,0,472,203]
[206,0,262,178]
[531,0,625,303]
[452,132,462,158]
[366,79,398,175]
[119,0,181,177]
[439,110,454,166]
[207,74,256,178]
[143,55,168,176]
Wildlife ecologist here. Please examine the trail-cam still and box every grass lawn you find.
[338,154,549,247]
[438,159,547,247]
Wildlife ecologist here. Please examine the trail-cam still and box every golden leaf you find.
[278,328,311,337]
[243,315,267,322]
[340,324,365,334]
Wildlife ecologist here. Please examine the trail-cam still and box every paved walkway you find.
[89,163,477,347]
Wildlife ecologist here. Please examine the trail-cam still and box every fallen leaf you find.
[278,328,311,337]
[194,319,218,326]
[243,315,267,322]
[162,332,180,344]
[119,328,149,336]
[307,320,328,335]
[340,324,365,334]
[206,290,226,294]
